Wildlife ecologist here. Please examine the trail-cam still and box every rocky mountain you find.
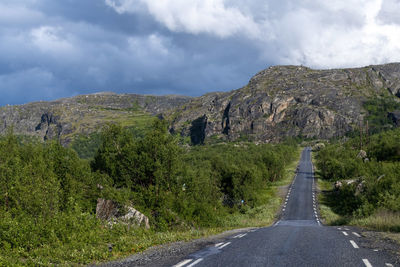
[1,63,400,146]
[0,92,191,145]
[169,63,400,144]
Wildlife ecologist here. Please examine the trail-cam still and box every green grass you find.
[351,210,400,232]
[0,214,226,266]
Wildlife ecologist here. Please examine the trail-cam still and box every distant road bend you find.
[172,148,397,267]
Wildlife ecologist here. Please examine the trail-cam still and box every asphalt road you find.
[171,147,398,267]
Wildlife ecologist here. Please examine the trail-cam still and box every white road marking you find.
[234,233,247,238]
[362,259,373,267]
[219,242,231,249]
[345,228,350,231]
[173,259,192,267]
[352,232,361,237]
[342,231,348,236]
[274,221,280,226]
[187,258,203,267]
[350,240,359,248]
[338,227,342,230]
[233,234,242,238]
[215,242,224,247]
[283,208,286,211]
[386,263,394,267]
[373,249,379,252]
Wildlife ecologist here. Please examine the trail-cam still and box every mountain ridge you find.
[1,63,400,145]
[169,62,400,143]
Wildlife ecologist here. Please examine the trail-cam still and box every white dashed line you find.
[344,228,350,231]
[187,258,203,267]
[234,233,247,238]
[362,259,373,267]
[350,240,359,248]
[386,263,394,267]
[342,231,348,236]
[274,221,280,226]
[233,234,242,238]
[173,259,192,267]
[352,232,361,237]
[219,242,231,249]
[215,242,224,247]
[338,227,342,230]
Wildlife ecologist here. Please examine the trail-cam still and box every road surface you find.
[172,147,398,267]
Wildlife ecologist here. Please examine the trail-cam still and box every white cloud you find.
[105,0,400,68]
[105,0,263,38]
[31,26,76,55]
[104,0,145,14]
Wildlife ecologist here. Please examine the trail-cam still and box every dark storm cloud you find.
[0,0,399,106]
[0,0,267,106]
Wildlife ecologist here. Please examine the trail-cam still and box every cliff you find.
[169,63,400,143]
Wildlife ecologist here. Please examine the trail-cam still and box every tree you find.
[92,119,181,192]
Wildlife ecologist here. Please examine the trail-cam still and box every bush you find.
[316,130,400,219]
[0,121,298,264]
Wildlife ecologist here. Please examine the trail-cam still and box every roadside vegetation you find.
[0,120,298,266]
[315,128,400,232]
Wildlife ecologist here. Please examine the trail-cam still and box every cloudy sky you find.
[1,0,400,106]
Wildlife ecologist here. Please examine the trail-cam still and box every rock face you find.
[0,93,191,145]
[169,63,400,143]
[388,111,400,126]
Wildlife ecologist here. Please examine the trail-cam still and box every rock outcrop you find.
[0,93,191,145]
[169,63,400,142]
[96,198,150,229]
